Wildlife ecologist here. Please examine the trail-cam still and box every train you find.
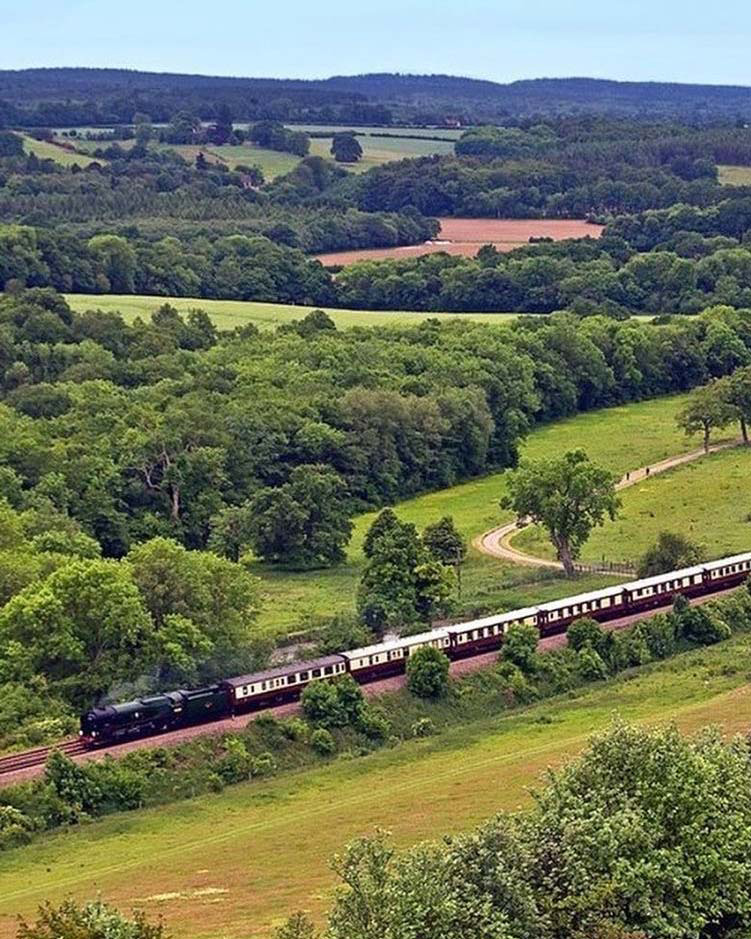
[80,550,751,747]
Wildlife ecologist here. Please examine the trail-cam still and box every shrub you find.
[216,738,252,783]
[357,706,390,740]
[279,717,309,742]
[577,644,609,681]
[411,717,436,738]
[501,623,539,674]
[311,728,336,756]
[301,675,365,728]
[679,606,732,645]
[638,613,677,659]
[566,617,606,653]
[0,804,35,849]
[251,752,276,777]
[406,646,451,698]
[17,898,166,939]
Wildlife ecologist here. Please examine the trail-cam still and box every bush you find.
[679,606,732,645]
[501,623,539,674]
[577,644,609,681]
[0,804,35,849]
[311,728,336,756]
[496,660,538,705]
[251,752,276,777]
[566,617,606,653]
[17,899,166,939]
[357,706,390,740]
[279,717,309,742]
[406,646,451,698]
[216,738,252,783]
[638,613,677,659]
[301,676,365,728]
[411,717,436,738]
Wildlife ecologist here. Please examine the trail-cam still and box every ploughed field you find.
[1,637,750,938]
[315,217,604,265]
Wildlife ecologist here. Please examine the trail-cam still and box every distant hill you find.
[2,68,751,125]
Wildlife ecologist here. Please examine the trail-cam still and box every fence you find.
[573,559,637,576]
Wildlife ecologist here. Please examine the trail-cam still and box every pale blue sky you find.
[1,0,750,85]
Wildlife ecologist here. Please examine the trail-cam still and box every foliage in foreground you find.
[17,899,166,939]
[282,721,751,939]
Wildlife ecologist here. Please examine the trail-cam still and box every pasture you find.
[63,293,521,331]
[20,134,100,168]
[515,443,751,565]
[1,636,749,939]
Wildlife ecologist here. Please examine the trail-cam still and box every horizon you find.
[2,65,751,92]
[2,0,750,86]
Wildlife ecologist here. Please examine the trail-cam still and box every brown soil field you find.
[316,217,603,266]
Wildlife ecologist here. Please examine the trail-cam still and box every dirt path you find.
[475,438,743,570]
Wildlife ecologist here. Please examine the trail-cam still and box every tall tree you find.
[501,449,620,576]
[247,464,353,569]
[676,381,735,453]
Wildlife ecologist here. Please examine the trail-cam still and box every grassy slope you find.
[63,293,521,331]
[257,395,693,635]
[718,165,751,186]
[20,134,100,168]
[516,442,751,563]
[1,636,750,938]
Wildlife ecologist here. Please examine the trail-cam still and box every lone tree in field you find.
[676,381,735,453]
[501,449,619,577]
[331,132,363,163]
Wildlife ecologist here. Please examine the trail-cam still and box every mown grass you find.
[515,438,750,565]
[1,635,750,939]
[63,293,521,331]
[307,135,455,173]
[20,134,100,168]
[718,164,751,186]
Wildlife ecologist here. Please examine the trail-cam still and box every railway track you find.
[0,738,86,776]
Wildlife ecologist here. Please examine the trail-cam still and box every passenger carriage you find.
[224,655,347,711]
[343,629,451,681]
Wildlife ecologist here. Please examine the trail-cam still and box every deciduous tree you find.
[501,449,620,576]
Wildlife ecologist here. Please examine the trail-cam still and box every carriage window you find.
[300,672,309,681]
[324,666,333,675]
[312,669,320,678]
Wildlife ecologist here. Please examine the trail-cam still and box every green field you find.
[63,293,521,331]
[516,442,751,564]
[1,635,749,939]
[20,134,100,168]
[718,164,751,186]
[307,135,454,173]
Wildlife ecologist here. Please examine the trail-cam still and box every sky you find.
[1,0,750,86]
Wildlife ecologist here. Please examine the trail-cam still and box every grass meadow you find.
[1,635,750,938]
[20,134,100,168]
[64,293,522,331]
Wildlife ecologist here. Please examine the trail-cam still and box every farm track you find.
[476,438,745,568]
